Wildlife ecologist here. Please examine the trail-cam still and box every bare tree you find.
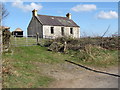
[0,3,9,24]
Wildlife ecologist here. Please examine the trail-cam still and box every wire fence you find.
[10,35,38,47]
[10,35,55,47]
[9,34,119,50]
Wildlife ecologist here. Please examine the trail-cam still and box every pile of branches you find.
[100,37,118,50]
[43,36,118,52]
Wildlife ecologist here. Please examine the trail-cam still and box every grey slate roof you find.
[36,15,79,27]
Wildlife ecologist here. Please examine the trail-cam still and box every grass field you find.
[2,46,73,88]
[10,36,37,46]
[2,42,118,88]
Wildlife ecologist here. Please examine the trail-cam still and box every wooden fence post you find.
[36,33,39,45]
[15,35,17,46]
[64,41,67,52]
[0,31,2,53]
[26,36,28,46]
[0,31,2,90]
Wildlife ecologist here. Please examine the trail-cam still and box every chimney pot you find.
[32,9,38,16]
[66,13,71,19]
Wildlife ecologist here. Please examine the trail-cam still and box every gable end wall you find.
[27,16,43,38]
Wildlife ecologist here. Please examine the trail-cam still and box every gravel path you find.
[36,62,118,88]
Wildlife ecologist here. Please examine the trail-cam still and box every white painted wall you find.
[43,25,80,38]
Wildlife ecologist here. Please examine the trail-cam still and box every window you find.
[70,28,73,34]
[51,27,54,34]
[61,27,64,36]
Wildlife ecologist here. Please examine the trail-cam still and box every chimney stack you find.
[66,13,71,19]
[32,9,38,16]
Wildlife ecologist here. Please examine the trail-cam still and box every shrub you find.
[67,44,118,67]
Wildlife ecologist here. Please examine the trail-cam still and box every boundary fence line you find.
[11,35,38,47]
[10,34,118,50]
[0,32,2,89]
[10,35,55,47]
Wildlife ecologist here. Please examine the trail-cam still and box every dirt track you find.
[36,62,118,88]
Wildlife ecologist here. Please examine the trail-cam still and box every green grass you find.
[9,46,70,63]
[2,46,72,88]
[2,43,118,88]
[10,36,37,46]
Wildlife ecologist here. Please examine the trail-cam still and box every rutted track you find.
[65,60,120,77]
[35,62,118,88]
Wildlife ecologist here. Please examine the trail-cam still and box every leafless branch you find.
[0,3,9,24]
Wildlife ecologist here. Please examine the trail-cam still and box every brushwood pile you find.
[41,36,118,52]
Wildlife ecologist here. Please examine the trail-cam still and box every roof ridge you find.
[38,14,67,18]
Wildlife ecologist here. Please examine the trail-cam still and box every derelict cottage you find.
[27,9,80,38]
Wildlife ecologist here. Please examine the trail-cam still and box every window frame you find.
[61,27,64,36]
[50,27,54,34]
[70,27,73,34]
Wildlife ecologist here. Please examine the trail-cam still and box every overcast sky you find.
[3,2,118,37]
